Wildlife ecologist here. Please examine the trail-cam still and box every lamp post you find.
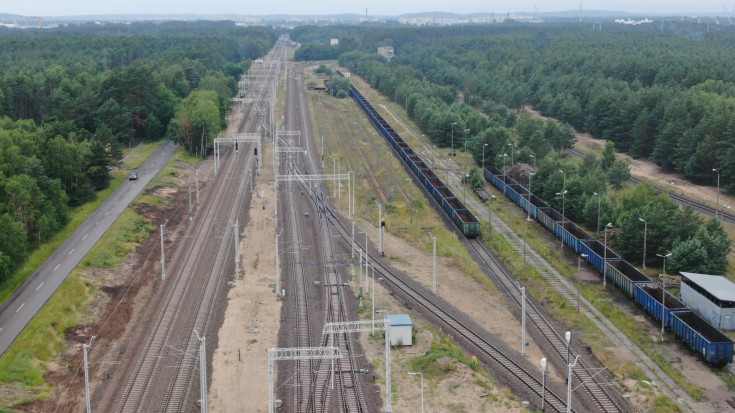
[593,192,601,235]
[450,122,457,156]
[482,143,488,170]
[555,190,568,249]
[639,217,647,271]
[565,330,571,379]
[499,153,508,197]
[464,128,470,153]
[656,252,672,337]
[429,232,437,293]
[559,169,566,193]
[508,142,514,166]
[527,173,535,221]
[540,357,547,412]
[577,254,588,312]
[567,355,580,413]
[463,173,470,204]
[603,223,613,287]
[407,372,424,413]
[529,153,536,168]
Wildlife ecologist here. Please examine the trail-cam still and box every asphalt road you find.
[0,140,179,357]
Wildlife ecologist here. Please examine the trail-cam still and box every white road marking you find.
[16,303,24,313]
[35,282,44,291]
[82,234,88,240]
[105,210,110,216]
[53,264,60,271]
[68,249,74,255]
[0,328,3,333]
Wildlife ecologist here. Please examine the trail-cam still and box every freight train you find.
[348,85,480,238]
[484,166,734,366]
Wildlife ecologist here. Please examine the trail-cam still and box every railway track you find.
[110,42,283,412]
[466,238,627,412]
[318,206,573,412]
[287,61,368,413]
[565,148,735,224]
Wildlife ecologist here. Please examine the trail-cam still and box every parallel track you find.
[318,207,573,412]
[113,41,283,413]
[466,238,626,412]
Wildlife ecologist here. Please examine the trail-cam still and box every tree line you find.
[0,21,277,283]
[294,24,731,274]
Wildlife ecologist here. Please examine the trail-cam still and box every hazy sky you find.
[6,1,730,17]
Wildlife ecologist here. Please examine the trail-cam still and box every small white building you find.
[680,272,735,330]
[330,38,339,46]
[387,314,413,346]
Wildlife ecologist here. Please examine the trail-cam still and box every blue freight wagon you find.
[671,311,734,366]
[559,221,594,254]
[634,283,689,328]
[579,239,621,274]
[505,184,524,207]
[484,166,505,192]
[538,208,563,235]
[605,259,650,296]
[528,194,550,220]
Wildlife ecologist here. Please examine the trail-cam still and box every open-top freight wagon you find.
[482,166,734,365]
[349,85,480,238]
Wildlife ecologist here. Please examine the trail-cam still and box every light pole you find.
[529,153,536,168]
[527,173,535,221]
[482,143,488,170]
[565,330,571,379]
[577,254,588,312]
[559,169,566,193]
[429,232,437,293]
[556,190,568,249]
[463,173,470,204]
[450,122,457,156]
[603,223,613,287]
[540,357,547,412]
[639,217,647,271]
[657,252,672,337]
[499,153,508,197]
[567,355,580,413]
[508,141,514,166]
[407,372,424,413]
[593,192,601,235]
[464,128,470,153]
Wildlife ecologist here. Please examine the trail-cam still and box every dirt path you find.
[208,141,279,413]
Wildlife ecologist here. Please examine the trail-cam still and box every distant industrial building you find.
[680,272,735,330]
[330,38,339,45]
[377,46,394,60]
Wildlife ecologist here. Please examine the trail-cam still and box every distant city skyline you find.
[4,1,732,18]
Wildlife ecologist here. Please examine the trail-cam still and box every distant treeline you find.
[0,21,277,283]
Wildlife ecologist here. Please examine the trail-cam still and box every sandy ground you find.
[208,139,280,413]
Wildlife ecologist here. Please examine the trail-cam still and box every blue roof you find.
[386,314,413,327]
